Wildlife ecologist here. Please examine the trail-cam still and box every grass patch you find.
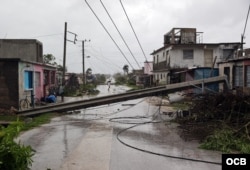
[0,113,59,132]
[200,128,250,153]
[21,113,59,131]
[0,115,24,122]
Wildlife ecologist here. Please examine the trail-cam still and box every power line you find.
[100,0,141,69]
[85,0,134,70]
[119,0,149,63]
[26,33,63,39]
[86,49,121,71]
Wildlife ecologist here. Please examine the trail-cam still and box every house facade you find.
[0,39,57,110]
[218,49,250,93]
[151,28,242,86]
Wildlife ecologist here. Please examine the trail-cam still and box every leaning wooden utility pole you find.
[62,22,67,102]
[241,4,250,50]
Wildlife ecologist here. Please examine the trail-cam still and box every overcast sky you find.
[1,0,249,74]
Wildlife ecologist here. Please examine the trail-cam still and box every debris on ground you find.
[175,92,250,153]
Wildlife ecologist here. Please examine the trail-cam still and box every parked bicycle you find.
[19,95,41,110]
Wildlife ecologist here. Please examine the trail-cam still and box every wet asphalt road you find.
[18,85,222,170]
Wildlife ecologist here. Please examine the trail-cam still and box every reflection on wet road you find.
[18,85,222,170]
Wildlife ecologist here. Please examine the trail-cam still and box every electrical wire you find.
[86,47,124,71]
[25,33,63,39]
[85,0,134,70]
[84,52,121,73]
[112,95,222,166]
[116,121,221,166]
[100,0,141,69]
[119,0,149,63]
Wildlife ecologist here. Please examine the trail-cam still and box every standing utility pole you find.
[82,39,90,85]
[82,40,85,85]
[61,22,78,102]
[62,22,67,102]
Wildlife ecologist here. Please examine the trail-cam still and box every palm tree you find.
[123,64,129,75]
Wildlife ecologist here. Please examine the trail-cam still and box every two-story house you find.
[151,28,242,88]
[0,39,57,110]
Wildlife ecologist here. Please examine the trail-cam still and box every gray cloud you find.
[1,0,249,74]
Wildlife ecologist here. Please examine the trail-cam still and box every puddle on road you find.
[18,85,221,170]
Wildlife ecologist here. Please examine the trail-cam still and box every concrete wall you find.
[153,71,169,84]
[152,46,223,69]
[0,60,19,109]
[170,48,204,68]
[0,39,43,62]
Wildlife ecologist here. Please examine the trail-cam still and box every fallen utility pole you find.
[17,76,228,117]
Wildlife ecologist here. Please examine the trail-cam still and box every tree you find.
[123,64,129,75]
[86,68,92,75]
[95,74,106,84]
[113,72,127,85]
[43,54,57,65]
[57,64,67,72]
[43,54,67,72]
[86,68,96,84]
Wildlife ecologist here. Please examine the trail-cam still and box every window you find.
[24,71,33,90]
[183,49,194,59]
[223,49,234,60]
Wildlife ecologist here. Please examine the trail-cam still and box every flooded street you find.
[18,85,222,170]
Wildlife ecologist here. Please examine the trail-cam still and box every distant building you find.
[135,61,153,87]
[0,39,57,110]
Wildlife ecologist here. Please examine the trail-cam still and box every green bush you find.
[200,128,250,153]
[0,121,34,170]
[114,74,127,85]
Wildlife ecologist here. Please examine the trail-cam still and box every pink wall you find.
[33,65,44,100]
[144,62,153,75]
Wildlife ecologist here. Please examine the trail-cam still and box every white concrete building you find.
[151,28,242,85]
